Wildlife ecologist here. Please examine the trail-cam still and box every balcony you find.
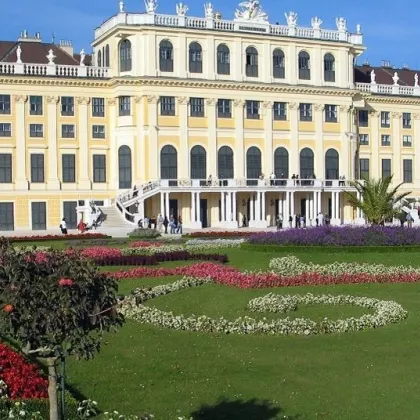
[356,82,420,97]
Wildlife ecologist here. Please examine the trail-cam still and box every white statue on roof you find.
[392,72,399,85]
[356,24,361,34]
[234,1,268,22]
[47,49,56,65]
[119,1,125,13]
[204,3,214,18]
[285,11,298,27]
[336,17,347,31]
[311,17,322,30]
[415,73,419,87]
[16,45,22,63]
[80,49,86,66]
[370,69,376,84]
[176,2,188,16]
[144,0,157,13]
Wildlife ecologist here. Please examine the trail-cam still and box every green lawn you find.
[60,248,420,420]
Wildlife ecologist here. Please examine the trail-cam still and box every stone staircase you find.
[95,206,136,237]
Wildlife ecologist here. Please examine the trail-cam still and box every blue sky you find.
[1,0,419,69]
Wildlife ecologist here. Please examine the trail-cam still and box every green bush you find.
[240,243,420,254]
[128,228,161,239]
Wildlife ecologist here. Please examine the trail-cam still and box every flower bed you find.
[184,239,244,250]
[0,343,48,400]
[184,231,263,238]
[248,226,420,246]
[120,277,408,335]
[6,233,109,243]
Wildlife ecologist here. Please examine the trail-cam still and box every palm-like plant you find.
[345,176,412,225]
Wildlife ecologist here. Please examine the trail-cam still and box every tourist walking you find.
[60,218,68,235]
[170,216,176,234]
[157,214,164,232]
[270,172,276,186]
[176,216,183,234]
[300,214,305,228]
[318,212,324,226]
[163,216,169,234]
[276,214,283,230]
[288,215,293,228]
[242,215,247,228]
[295,214,299,228]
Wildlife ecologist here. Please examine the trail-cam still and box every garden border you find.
[241,244,420,253]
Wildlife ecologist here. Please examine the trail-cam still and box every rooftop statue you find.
[176,2,188,16]
[204,2,214,18]
[370,69,376,84]
[144,0,157,13]
[392,72,399,86]
[311,16,322,30]
[285,11,298,27]
[234,1,268,22]
[415,73,419,88]
[336,17,347,31]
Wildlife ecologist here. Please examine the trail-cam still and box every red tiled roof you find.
[355,65,419,86]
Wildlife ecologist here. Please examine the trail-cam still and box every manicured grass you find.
[61,248,420,419]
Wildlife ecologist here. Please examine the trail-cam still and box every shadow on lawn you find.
[189,397,300,420]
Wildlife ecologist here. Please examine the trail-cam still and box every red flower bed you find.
[110,263,420,288]
[0,343,48,400]
[7,233,109,242]
[80,246,122,259]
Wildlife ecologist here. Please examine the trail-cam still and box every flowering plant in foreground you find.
[248,226,420,246]
[6,233,108,242]
[120,277,407,335]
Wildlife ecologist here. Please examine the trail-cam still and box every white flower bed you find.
[269,255,420,277]
[185,238,245,251]
[120,277,407,336]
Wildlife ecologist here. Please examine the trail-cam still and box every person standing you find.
[176,215,183,234]
[60,218,68,235]
[157,214,164,232]
[170,215,176,234]
[163,216,169,234]
[270,172,276,186]
[276,214,283,230]
[288,215,293,228]
[318,212,324,226]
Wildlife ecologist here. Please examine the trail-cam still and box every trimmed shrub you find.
[128,229,161,239]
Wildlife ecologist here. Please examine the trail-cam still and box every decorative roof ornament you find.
[415,73,419,88]
[16,45,22,64]
[392,72,399,86]
[311,17,322,30]
[336,17,347,31]
[234,1,268,22]
[119,1,125,13]
[80,49,86,66]
[370,69,376,84]
[144,0,157,14]
[176,2,188,16]
[356,24,361,34]
[285,11,298,27]
[46,49,56,65]
[204,3,214,18]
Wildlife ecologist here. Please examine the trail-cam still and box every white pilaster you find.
[108,98,118,189]
[206,98,217,177]
[135,96,146,183]
[148,96,159,179]
[14,95,28,190]
[290,191,295,218]
[77,97,91,190]
[289,103,299,175]
[318,191,322,215]
[191,192,196,222]
[331,192,335,218]
[160,192,164,216]
[255,192,260,221]
[392,112,402,184]
[414,113,420,184]
[284,192,289,222]
[314,104,324,178]
[262,101,273,174]
[178,97,189,178]
[46,95,60,190]
[262,192,266,224]
[370,111,380,179]
[305,196,309,223]
[250,194,255,221]
[234,100,245,177]
[340,105,350,179]
[226,192,232,221]
[232,192,237,222]
[196,192,201,222]
[221,192,226,222]
[165,192,170,218]
[309,195,314,225]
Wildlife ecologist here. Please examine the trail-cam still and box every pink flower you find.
[58,278,73,287]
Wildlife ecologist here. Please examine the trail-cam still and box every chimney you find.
[402,64,409,70]
[58,39,74,56]
[363,58,369,66]
[381,60,391,68]
[18,30,42,43]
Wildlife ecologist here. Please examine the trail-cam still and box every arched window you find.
[247,147,262,185]
[218,146,234,179]
[159,40,174,72]
[298,51,310,80]
[97,50,102,67]
[325,149,339,180]
[245,46,258,77]
[273,49,285,79]
[300,148,314,178]
[274,147,289,178]
[190,146,206,179]
[217,44,230,75]
[324,53,335,82]
[118,146,132,189]
[189,42,202,73]
[160,145,177,180]
[119,39,132,72]
[105,45,110,67]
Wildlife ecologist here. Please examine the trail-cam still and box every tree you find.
[0,240,124,420]
[345,176,411,225]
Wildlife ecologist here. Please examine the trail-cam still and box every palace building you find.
[0,0,419,231]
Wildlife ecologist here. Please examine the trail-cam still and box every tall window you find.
[31,154,44,183]
[381,159,392,179]
[324,53,335,82]
[273,49,285,79]
[29,96,43,115]
[325,105,337,123]
[0,154,12,183]
[93,125,105,139]
[105,45,110,67]
[298,51,311,80]
[273,102,287,121]
[381,111,390,128]
[360,158,370,180]
[381,135,391,146]
[160,145,177,180]
[190,98,205,117]
[300,148,314,178]
[61,124,75,138]
[119,96,131,116]
[403,159,413,183]
[359,110,369,127]
[92,98,105,117]
[159,40,174,72]
[246,147,262,181]
[97,50,102,67]
[359,134,369,145]
[403,112,412,129]
[189,42,202,73]
[246,100,260,119]
[31,202,46,230]
[218,146,234,179]
[118,146,132,189]
[325,149,339,179]
[62,154,75,183]
[0,95,11,114]
[61,97,74,116]
[160,97,176,116]
[245,47,258,77]
[119,39,132,72]
[403,135,412,147]
[29,124,43,138]
[217,44,230,75]
[217,99,231,118]
[274,147,289,178]
[190,145,206,179]
[299,103,312,121]
[0,203,14,231]
[93,155,106,183]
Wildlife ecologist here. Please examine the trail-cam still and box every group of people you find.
[139,214,183,234]
[272,212,331,230]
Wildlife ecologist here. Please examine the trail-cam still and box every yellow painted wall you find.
[323,123,341,133]
[298,121,316,132]
[217,119,235,129]
[244,119,264,130]
[157,116,180,127]
[188,117,208,128]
